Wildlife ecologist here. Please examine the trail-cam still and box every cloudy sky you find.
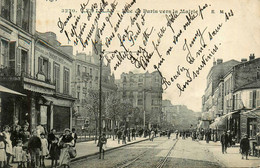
[36,0,260,112]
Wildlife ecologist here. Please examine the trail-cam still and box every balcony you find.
[0,67,55,94]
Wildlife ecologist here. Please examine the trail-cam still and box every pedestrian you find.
[227,130,232,147]
[205,130,209,143]
[0,133,6,168]
[122,130,127,144]
[47,129,56,158]
[12,140,24,168]
[117,129,122,144]
[99,133,107,159]
[3,125,13,167]
[175,130,179,139]
[28,130,42,168]
[50,137,60,168]
[71,128,78,147]
[240,134,250,160]
[220,131,228,154]
[167,130,171,139]
[40,133,48,167]
[132,128,136,140]
[59,128,74,168]
[150,130,155,141]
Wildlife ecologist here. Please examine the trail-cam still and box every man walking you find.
[221,131,228,154]
[240,134,250,160]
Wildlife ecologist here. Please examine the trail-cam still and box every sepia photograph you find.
[0,0,259,167]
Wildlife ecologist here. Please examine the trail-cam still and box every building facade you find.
[116,71,163,129]
[0,0,39,129]
[204,55,260,142]
[34,32,75,132]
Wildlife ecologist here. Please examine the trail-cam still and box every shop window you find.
[53,63,60,92]
[64,67,70,94]
[248,118,257,138]
[17,0,30,31]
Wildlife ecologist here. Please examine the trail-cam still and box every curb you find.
[71,138,150,162]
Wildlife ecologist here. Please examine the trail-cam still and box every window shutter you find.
[38,57,42,73]
[16,48,21,76]
[9,42,16,75]
[16,0,22,27]
[48,61,51,81]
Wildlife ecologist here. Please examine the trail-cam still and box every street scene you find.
[0,0,260,167]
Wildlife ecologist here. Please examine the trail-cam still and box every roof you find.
[234,80,260,92]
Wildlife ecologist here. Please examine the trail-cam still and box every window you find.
[249,91,257,108]
[138,99,143,105]
[38,57,51,80]
[0,40,8,68]
[89,68,92,76]
[64,67,70,94]
[54,63,60,92]
[17,0,30,31]
[1,0,11,20]
[83,66,87,73]
[77,91,80,100]
[77,106,80,113]
[21,50,28,74]
[138,76,143,82]
[77,64,80,76]
[257,71,260,80]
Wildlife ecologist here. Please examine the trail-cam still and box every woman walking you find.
[59,128,74,168]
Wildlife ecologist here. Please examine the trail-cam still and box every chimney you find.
[213,61,216,66]
[241,58,247,63]
[249,53,255,61]
[216,59,223,65]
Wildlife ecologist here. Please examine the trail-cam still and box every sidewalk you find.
[198,140,260,167]
[10,136,148,167]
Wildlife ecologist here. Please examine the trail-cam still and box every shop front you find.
[240,108,260,156]
[42,94,75,133]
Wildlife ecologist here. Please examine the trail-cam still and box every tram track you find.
[117,139,179,168]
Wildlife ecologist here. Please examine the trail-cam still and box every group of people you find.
[0,120,78,168]
[221,131,250,160]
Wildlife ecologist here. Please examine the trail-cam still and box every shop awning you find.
[0,85,26,96]
[42,95,74,107]
[241,107,260,117]
[209,115,227,129]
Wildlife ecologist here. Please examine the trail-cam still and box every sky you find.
[36,0,260,112]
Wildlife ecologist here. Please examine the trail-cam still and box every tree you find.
[105,93,121,140]
[83,89,103,143]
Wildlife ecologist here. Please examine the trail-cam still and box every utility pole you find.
[99,53,102,159]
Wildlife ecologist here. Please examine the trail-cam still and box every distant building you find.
[72,29,117,131]
[116,71,163,128]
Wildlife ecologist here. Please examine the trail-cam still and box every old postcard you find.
[0,0,259,167]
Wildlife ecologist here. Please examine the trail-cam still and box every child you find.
[13,140,23,167]
[40,133,48,167]
[0,133,6,168]
[50,137,60,168]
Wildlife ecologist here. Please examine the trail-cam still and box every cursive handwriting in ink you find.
[142,27,154,46]
[57,11,72,33]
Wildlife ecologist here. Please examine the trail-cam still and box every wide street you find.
[71,136,221,168]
